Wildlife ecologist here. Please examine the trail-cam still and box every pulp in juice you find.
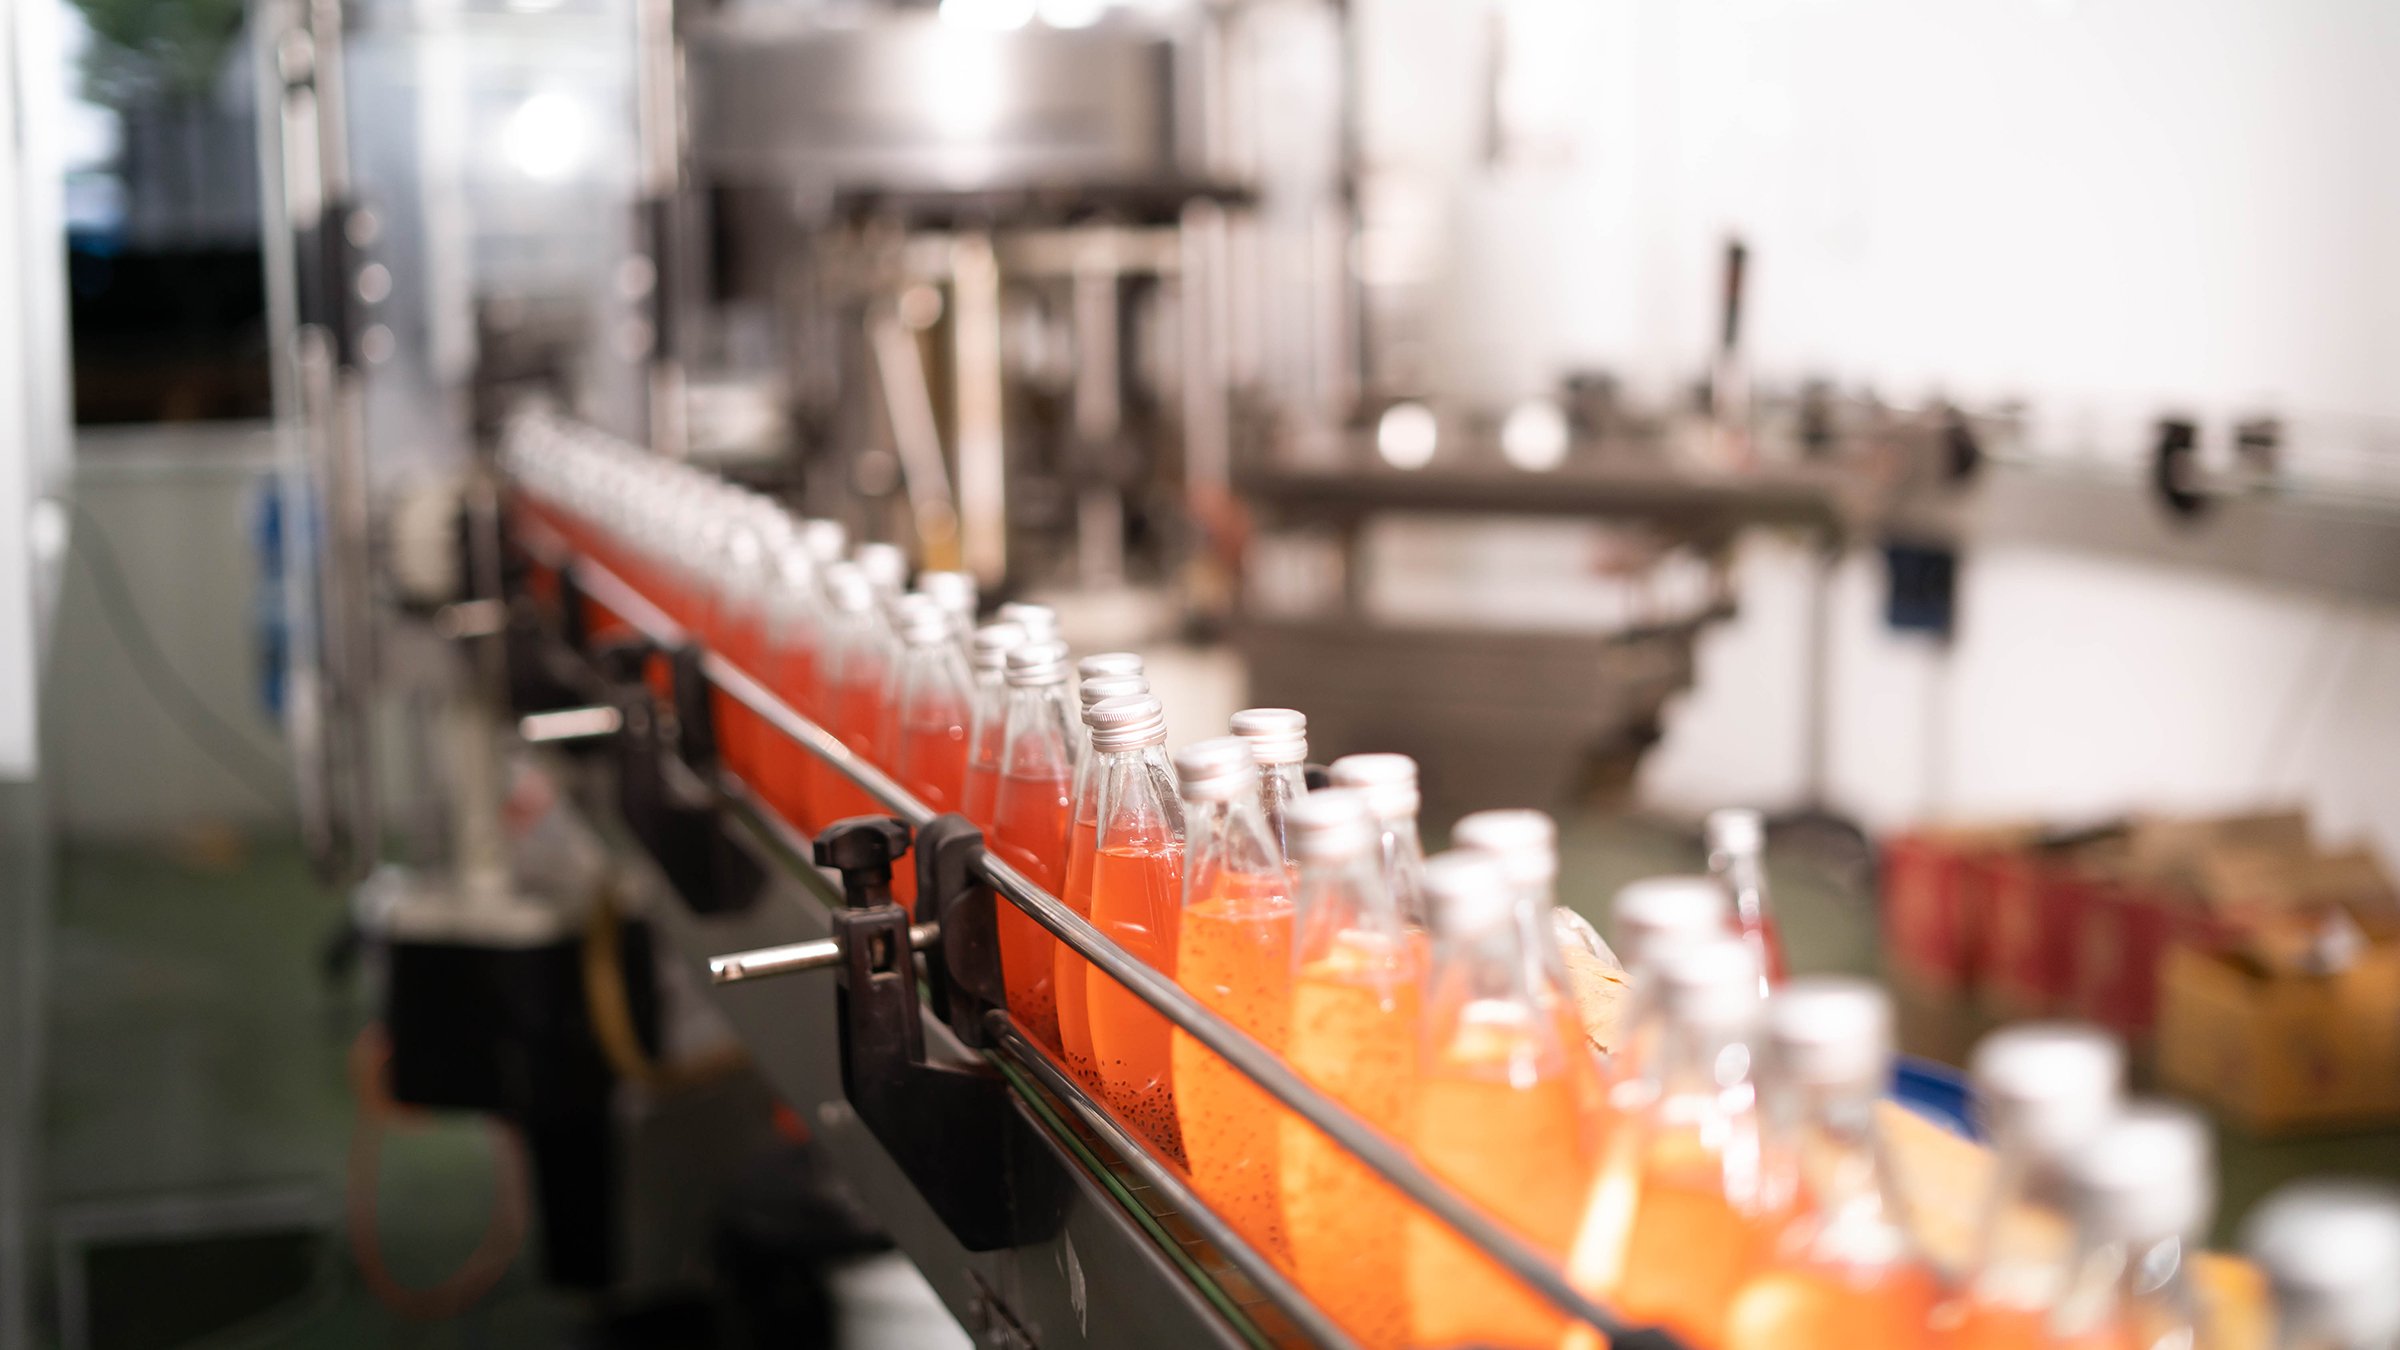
[1054,800,1103,1089]
[992,767,1072,1048]
[1171,871,1294,1264]
[1087,842,1184,1164]
[1282,935,1420,1350]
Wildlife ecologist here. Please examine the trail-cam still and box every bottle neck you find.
[997,685,1075,778]
[1969,1135,2086,1311]
[2054,1231,2203,1347]
[1380,815,1430,930]
[1095,744,1181,851]
[1257,762,1307,857]
[1775,1078,1913,1265]
[1184,794,1285,907]
[897,642,972,720]
[1425,912,1565,1078]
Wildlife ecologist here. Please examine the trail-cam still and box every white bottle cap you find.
[1174,736,1257,800]
[1424,850,1515,938]
[1655,936,1763,1035]
[1766,977,1890,1090]
[1087,695,1169,752]
[2244,1181,2400,1348]
[2067,1102,2214,1245]
[971,621,1027,674]
[1004,640,1070,687]
[854,542,909,595]
[821,561,875,614]
[1970,1023,2124,1163]
[1288,789,1380,862]
[1454,809,1559,888]
[1328,753,1420,823]
[995,602,1058,644]
[1078,674,1149,712]
[1077,651,1145,681]
[894,593,951,645]
[1707,807,1765,857]
[1612,876,1732,972]
[918,570,978,626]
[800,519,848,564]
[1231,708,1308,765]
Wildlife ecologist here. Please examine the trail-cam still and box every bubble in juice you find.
[1087,841,1184,1164]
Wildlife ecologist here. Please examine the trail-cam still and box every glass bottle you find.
[2243,1181,2400,1350]
[1325,753,1429,931]
[706,520,778,783]
[888,596,976,916]
[1453,808,1604,1164]
[995,600,1059,648]
[1945,1023,2127,1350]
[960,621,1027,827]
[1281,789,1421,1350]
[990,640,1078,1050]
[1725,979,1940,1349]
[1082,694,1185,1163]
[1567,937,1781,1350]
[1056,671,1151,1090]
[854,541,909,611]
[1709,807,1787,992]
[811,562,890,831]
[1409,850,1589,1350]
[916,569,979,653]
[1604,876,1734,1090]
[1170,736,1296,1262]
[1230,708,1308,857]
[757,538,824,829]
[2049,1103,2214,1350]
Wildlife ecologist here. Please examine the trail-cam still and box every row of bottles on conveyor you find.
[502,417,2400,1350]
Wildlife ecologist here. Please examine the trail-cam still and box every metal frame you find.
[536,533,1668,1348]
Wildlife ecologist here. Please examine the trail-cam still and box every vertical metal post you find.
[1071,237,1125,589]
[950,234,1007,587]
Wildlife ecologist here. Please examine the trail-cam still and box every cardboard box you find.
[2156,942,2400,1136]
[1883,827,2035,994]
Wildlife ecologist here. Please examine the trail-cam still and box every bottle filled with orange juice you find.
[755,538,824,829]
[1567,936,1779,1349]
[1944,1023,2126,1350]
[887,596,975,915]
[811,563,892,831]
[1280,789,1421,1350]
[1725,979,1939,1350]
[960,621,1027,827]
[989,640,1078,1049]
[1708,807,1787,993]
[1325,753,1429,930]
[1081,694,1185,1162]
[1229,708,1309,857]
[1602,876,1735,1097]
[2046,1104,2214,1350]
[1452,809,1604,1165]
[704,520,778,784]
[1409,849,1590,1350]
[1057,668,1151,1090]
[1169,736,1295,1263]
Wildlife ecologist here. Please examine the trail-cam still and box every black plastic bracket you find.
[914,813,1009,1048]
[816,818,1026,1253]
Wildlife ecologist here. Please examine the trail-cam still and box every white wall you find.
[1353,0,2400,852]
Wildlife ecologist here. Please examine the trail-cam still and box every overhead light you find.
[1376,403,1439,471]
[499,90,594,184]
[940,0,1036,30]
[1038,0,1108,27]
[1500,399,1570,471]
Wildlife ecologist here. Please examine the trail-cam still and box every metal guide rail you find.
[501,507,1682,1350]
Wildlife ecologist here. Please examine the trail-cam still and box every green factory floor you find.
[37,818,2400,1346]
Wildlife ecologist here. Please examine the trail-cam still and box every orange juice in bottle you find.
[1279,789,1421,1350]
[1941,1024,2126,1350]
[989,641,1078,1049]
[1454,808,1606,1166]
[1081,695,1185,1162]
[1566,936,1781,1349]
[1169,736,1295,1263]
[811,563,891,829]
[755,538,823,829]
[1724,979,1939,1350]
[1056,667,1149,1090]
[887,595,975,915]
[1408,850,1589,1350]
[960,621,1027,827]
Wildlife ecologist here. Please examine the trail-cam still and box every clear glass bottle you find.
[1409,850,1588,1350]
[995,600,1059,648]
[1724,979,1939,1349]
[1055,671,1151,1090]
[1326,753,1429,930]
[960,620,1026,827]
[1708,807,1786,991]
[1571,937,1780,1349]
[2244,1181,2400,1350]
[1231,707,1308,857]
[2050,1103,2214,1350]
[1604,876,1734,1089]
[756,538,824,829]
[890,596,976,817]
[1453,808,1603,1161]
[1081,694,1184,1162]
[990,640,1078,1050]
[916,568,979,653]
[811,562,890,831]
[1171,736,1295,1261]
[1281,789,1421,1350]
[1946,1023,2128,1350]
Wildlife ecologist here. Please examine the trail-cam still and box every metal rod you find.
[565,557,686,649]
[985,1013,1363,1350]
[518,706,624,743]
[711,924,941,985]
[533,534,1641,1343]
